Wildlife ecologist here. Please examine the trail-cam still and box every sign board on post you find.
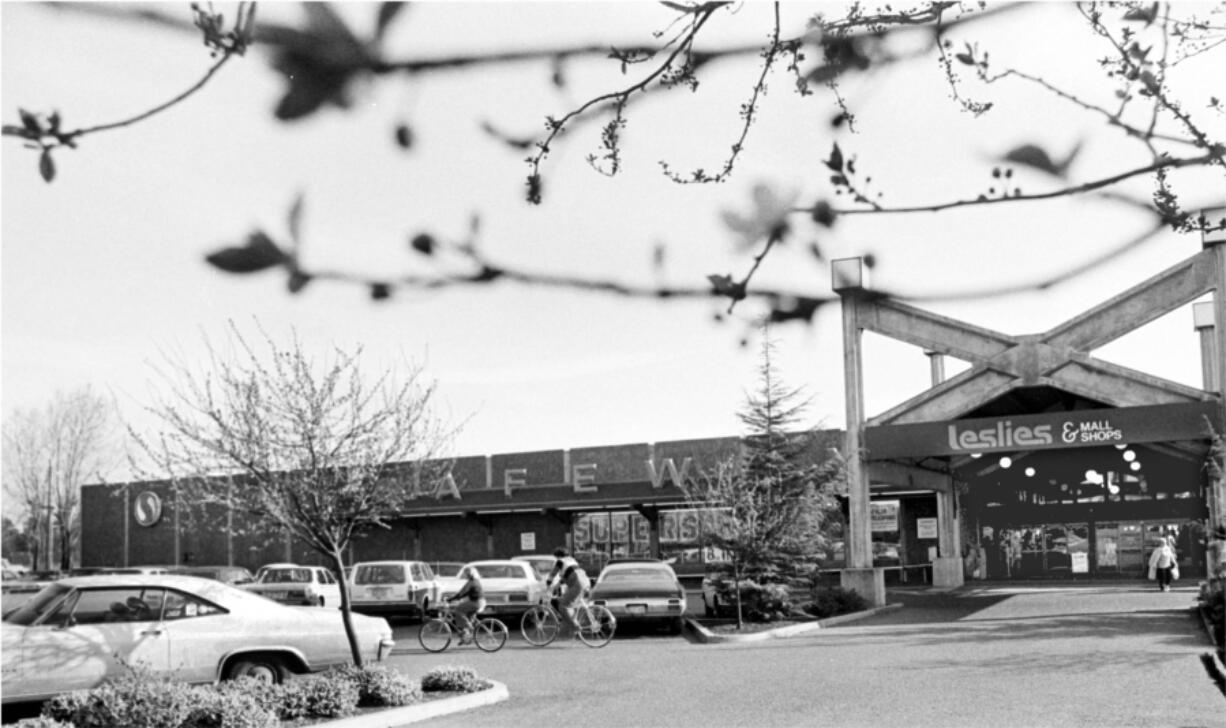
[1071,552,1089,573]
[520,532,536,552]
[917,518,938,540]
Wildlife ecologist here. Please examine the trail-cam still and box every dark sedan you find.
[590,559,687,634]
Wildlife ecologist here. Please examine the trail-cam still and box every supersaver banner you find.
[864,401,1220,458]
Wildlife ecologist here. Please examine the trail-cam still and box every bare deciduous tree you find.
[2,387,116,570]
[131,321,455,666]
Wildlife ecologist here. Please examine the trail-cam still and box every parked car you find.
[450,560,548,616]
[253,562,298,582]
[244,565,341,607]
[590,559,687,633]
[101,565,173,575]
[430,561,468,600]
[1,573,394,704]
[510,554,556,583]
[168,565,256,586]
[348,560,440,619]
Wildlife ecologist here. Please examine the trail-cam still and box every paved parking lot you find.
[384,582,1223,728]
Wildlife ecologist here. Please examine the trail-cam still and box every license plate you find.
[267,591,288,600]
[628,604,648,614]
[368,587,390,599]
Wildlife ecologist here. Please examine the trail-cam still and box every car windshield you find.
[354,564,404,585]
[434,563,464,578]
[259,568,312,584]
[602,567,670,582]
[3,583,73,626]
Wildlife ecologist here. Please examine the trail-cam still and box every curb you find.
[311,680,509,728]
[686,603,902,644]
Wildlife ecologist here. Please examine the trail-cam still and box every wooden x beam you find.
[864,248,1220,426]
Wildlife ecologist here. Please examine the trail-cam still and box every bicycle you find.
[520,593,616,648]
[418,603,509,653]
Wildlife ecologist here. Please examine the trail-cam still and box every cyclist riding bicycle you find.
[543,547,591,636]
[446,565,486,643]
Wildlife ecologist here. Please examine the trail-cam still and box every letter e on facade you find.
[572,463,598,493]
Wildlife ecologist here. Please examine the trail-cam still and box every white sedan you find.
[447,560,547,616]
[1,574,394,704]
[244,565,341,607]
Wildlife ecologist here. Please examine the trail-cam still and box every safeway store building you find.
[80,236,1226,600]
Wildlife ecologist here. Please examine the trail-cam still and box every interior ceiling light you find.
[1084,469,1103,484]
[1130,461,1142,471]
[999,456,1012,469]
[1024,467,1035,477]
[1115,443,1127,450]
[1123,450,1137,462]
[970,453,981,459]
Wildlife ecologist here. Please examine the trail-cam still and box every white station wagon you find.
[1,574,394,704]
[244,565,341,607]
[348,560,440,619]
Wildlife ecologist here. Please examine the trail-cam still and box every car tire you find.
[318,596,325,607]
[225,655,289,684]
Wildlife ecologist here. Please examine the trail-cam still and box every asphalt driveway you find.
[391,581,1222,728]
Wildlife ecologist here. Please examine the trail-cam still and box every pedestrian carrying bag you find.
[1170,563,1179,581]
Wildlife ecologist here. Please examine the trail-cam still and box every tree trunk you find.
[328,548,364,667]
[733,561,744,630]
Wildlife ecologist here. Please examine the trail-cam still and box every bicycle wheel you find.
[418,618,453,653]
[520,604,560,647]
[474,617,509,652]
[576,604,616,648]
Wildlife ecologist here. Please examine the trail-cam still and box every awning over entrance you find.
[864,401,1220,460]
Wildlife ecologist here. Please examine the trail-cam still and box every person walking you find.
[1147,537,1177,591]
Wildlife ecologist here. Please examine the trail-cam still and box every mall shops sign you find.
[864,401,1220,459]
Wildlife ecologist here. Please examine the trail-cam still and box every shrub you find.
[710,578,793,622]
[276,673,359,720]
[801,586,869,619]
[43,669,197,728]
[333,665,422,707]
[215,677,283,718]
[180,686,278,728]
[420,665,491,693]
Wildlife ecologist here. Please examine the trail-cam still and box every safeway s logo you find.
[133,491,162,527]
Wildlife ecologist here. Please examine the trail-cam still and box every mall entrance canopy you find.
[834,235,1226,606]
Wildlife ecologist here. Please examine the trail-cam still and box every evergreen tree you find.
[685,332,841,627]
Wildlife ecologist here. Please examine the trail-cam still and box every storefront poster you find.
[871,501,899,532]
[917,517,938,539]
[521,532,536,551]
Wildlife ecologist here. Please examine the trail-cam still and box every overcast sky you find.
[2,2,1222,517]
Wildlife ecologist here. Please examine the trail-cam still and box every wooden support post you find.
[833,258,885,606]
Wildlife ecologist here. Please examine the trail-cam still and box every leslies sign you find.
[865,401,1220,459]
